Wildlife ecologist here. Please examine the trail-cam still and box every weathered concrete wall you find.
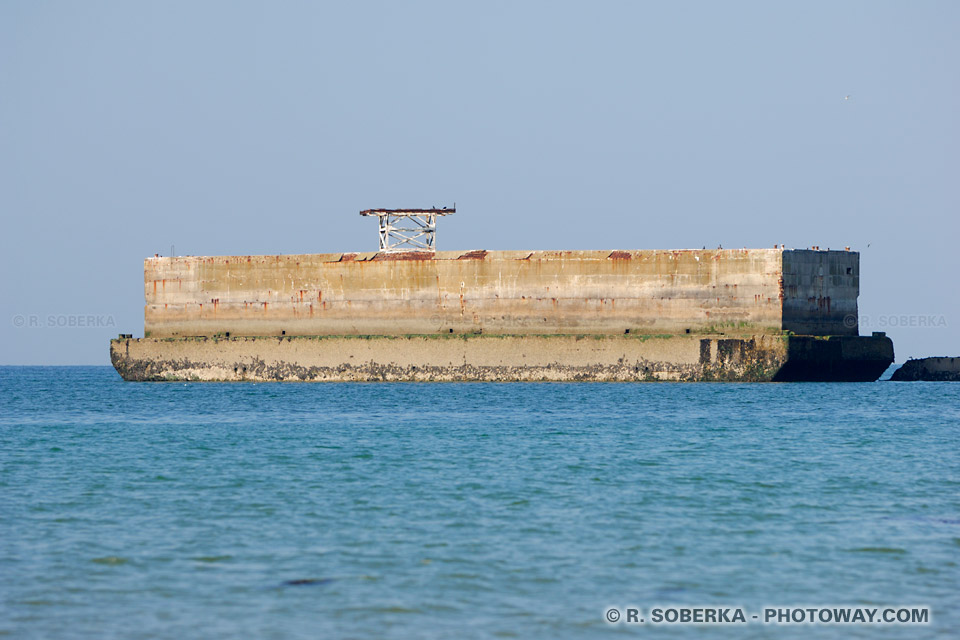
[118,247,878,382]
[781,250,858,335]
[890,357,960,381]
[143,248,859,338]
[110,333,893,382]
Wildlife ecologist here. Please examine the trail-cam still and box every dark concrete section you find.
[772,335,894,382]
[781,250,859,336]
[890,357,960,381]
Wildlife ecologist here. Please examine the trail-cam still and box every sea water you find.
[1,367,958,638]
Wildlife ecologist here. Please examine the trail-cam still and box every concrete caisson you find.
[112,247,892,382]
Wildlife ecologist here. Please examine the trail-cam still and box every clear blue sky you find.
[1,1,956,364]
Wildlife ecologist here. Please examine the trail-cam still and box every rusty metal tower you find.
[359,207,455,252]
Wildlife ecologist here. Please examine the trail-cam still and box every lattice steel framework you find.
[359,207,455,252]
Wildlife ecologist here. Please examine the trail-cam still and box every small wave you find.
[370,606,422,614]
[193,555,232,563]
[281,578,336,587]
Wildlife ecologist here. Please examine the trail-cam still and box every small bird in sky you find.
[844,95,852,102]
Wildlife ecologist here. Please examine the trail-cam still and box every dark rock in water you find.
[890,357,960,381]
[281,578,335,587]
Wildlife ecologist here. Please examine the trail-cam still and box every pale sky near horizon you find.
[1,1,956,365]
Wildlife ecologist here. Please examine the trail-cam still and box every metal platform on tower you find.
[359,207,455,252]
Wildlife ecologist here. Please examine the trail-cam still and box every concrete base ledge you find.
[110,334,893,383]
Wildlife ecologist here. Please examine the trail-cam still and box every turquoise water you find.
[1,367,958,639]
